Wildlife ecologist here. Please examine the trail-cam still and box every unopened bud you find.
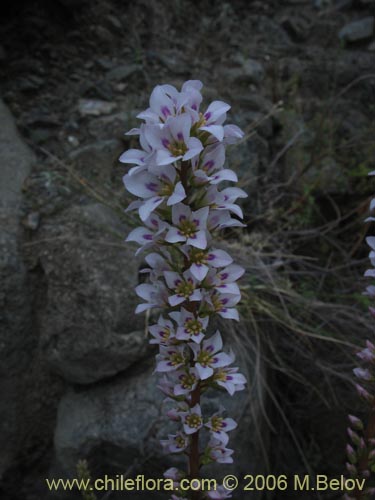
[346,444,357,464]
[361,469,370,478]
[355,384,373,402]
[358,438,367,453]
[348,415,364,431]
[346,462,357,477]
[347,428,361,446]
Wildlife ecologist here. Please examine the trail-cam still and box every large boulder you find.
[33,202,150,384]
[0,100,35,476]
[52,354,264,500]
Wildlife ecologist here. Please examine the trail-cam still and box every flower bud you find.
[345,462,357,477]
[346,444,357,464]
[355,384,373,402]
[348,415,364,431]
[347,428,361,446]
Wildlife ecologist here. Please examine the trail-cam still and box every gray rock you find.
[35,203,149,384]
[106,64,142,82]
[339,17,374,43]
[78,99,117,117]
[88,111,138,140]
[0,100,35,476]
[68,139,123,183]
[53,356,264,499]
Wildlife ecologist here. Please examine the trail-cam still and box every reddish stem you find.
[189,383,201,500]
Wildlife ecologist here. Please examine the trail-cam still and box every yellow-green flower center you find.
[176,280,194,298]
[175,436,186,448]
[170,352,185,366]
[180,373,197,389]
[185,319,202,336]
[179,219,197,238]
[186,414,202,429]
[159,183,174,196]
[190,249,207,265]
[210,416,224,432]
[169,141,187,157]
[197,350,213,367]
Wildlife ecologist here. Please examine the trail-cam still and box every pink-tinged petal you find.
[123,172,160,198]
[189,289,202,302]
[139,196,164,221]
[183,137,204,161]
[182,80,203,92]
[172,203,192,226]
[165,227,186,244]
[365,269,375,277]
[193,206,209,228]
[127,165,147,176]
[150,85,175,119]
[366,236,375,250]
[193,170,210,183]
[135,303,156,314]
[169,294,186,307]
[201,143,226,172]
[175,329,190,341]
[220,264,245,282]
[205,330,223,353]
[126,226,153,245]
[211,352,233,368]
[217,283,240,295]
[125,127,140,136]
[164,271,181,289]
[155,149,179,166]
[156,360,180,372]
[135,283,155,301]
[143,124,164,149]
[211,430,230,446]
[125,199,142,212]
[223,124,245,144]
[200,124,224,141]
[190,263,209,281]
[136,108,160,123]
[167,181,186,206]
[222,418,237,432]
[190,331,205,344]
[210,169,238,185]
[153,163,176,182]
[204,101,231,123]
[221,186,248,201]
[207,249,233,267]
[371,199,375,211]
[168,113,192,144]
[195,363,214,380]
[119,149,146,165]
[216,202,243,219]
[188,230,207,250]
[219,308,240,321]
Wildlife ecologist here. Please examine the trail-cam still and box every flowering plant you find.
[343,172,375,500]
[121,80,247,499]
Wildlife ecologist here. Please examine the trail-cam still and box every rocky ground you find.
[0,0,374,499]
